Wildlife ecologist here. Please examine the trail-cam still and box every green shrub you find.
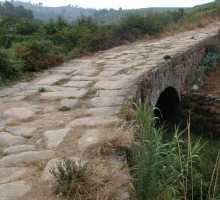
[130,100,217,200]
[13,39,65,71]
[0,48,23,82]
[197,51,220,86]
[49,158,89,196]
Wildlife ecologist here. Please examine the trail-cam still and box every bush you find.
[49,158,89,196]
[197,43,220,86]
[130,100,218,200]
[14,39,65,71]
[0,48,23,82]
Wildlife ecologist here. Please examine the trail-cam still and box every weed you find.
[58,106,70,111]
[130,100,220,199]
[49,158,129,199]
[49,158,89,196]
[38,87,45,92]
[197,51,220,86]
[86,124,133,156]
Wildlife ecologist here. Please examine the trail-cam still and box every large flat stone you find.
[0,88,21,97]
[0,181,31,200]
[88,97,125,108]
[85,107,120,116]
[0,132,26,148]
[41,158,59,182]
[3,108,34,121]
[6,126,36,138]
[0,150,55,167]
[60,99,81,108]
[71,76,97,81]
[12,90,38,98]
[63,81,92,88]
[96,89,135,97]
[78,129,101,150]
[93,80,132,90]
[40,89,88,100]
[43,128,70,149]
[3,145,35,156]
[36,75,69,85]
[67,116,120,128]
[0,167,26,184]
[73,69,97,76]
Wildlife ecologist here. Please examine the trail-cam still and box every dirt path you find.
[0,22,220,200]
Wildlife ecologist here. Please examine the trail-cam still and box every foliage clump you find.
[130,100,220,200]
[49,158,89,196]
[197,41,220,86]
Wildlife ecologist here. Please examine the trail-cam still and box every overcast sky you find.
[28,0,213,9]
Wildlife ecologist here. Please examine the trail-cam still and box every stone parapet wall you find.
[181,93,220,138]
[135,34,220,107]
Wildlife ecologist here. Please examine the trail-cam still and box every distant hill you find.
[186,1,220,13]
[7,1,218,24]
[0,1,97,22]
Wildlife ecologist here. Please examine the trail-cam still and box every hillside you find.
[0,1,97,21]
[0,1,190,23]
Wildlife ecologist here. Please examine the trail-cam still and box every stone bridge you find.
[0,22,220,199]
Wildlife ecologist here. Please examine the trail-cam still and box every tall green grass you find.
[131,100,220,199]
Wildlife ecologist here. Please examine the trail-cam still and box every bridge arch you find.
[154,86,182,125]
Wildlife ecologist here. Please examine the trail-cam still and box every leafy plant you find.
[0,48,23,82]
[130,100,214,200]
[38,87,45,92]
[197,51,219,86]
[49,158,89,196]
[58,106,70,111]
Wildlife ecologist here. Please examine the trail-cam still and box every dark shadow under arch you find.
[154,86,182,125]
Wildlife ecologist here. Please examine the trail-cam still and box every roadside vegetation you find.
[1,1,220,85]
[130,100,220,199]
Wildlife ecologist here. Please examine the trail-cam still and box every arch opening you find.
[154,86,182,125]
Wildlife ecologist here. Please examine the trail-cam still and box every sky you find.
[27,0,213,9]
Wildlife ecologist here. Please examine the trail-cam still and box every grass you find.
[50,157,130,199]
[85,124,133,156]
[130,100,220,200]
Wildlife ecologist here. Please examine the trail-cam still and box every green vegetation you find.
[0,0,220,86]
[197,41,220,86]
[0,1,33,19]
[49,158,89,196]
[131,100,220,199]
[58,106,70,111]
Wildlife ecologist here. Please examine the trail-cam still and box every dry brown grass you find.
[52,159,130,200]
[86,124,133,156]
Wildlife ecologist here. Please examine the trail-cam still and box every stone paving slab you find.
[6,126,36,138]
[78,129,101,150]
[0,181,31,200]
[0,167,26,184]
[0,132,26,148]
[41,158,59,182]
[43,128,70,149]
[93,80,132,90]
[36,75,69,85]
[88,97,125,108]
[71,76,97,81]
[85,107,120,116]
[3,108,34,121]
[63,81,93,88]
[96,89,135,97]
[67,116,121,128]
[3,145,35,156]
[0,150,55,167]
[60,99,81,108]
[40,89,88,100]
